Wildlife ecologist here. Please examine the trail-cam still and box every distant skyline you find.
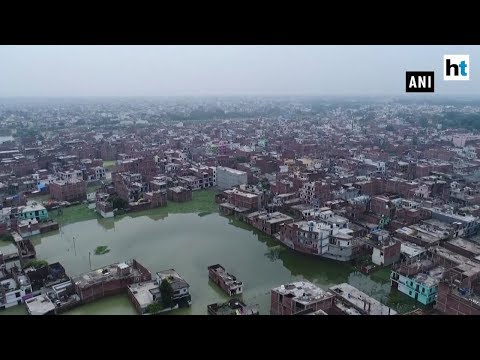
[0,45,478,97]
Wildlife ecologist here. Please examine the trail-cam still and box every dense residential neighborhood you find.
[2,96,480,315]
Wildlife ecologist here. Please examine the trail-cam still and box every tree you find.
[260,178,270,191]
[385,124,395,132]
[110,196,128,210]
[160,278,174,308]
[146,302,163,314]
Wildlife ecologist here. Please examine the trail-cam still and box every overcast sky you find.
[0,45,478,97]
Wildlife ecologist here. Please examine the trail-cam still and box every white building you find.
[216,166,248,190]
[0,275,33,310]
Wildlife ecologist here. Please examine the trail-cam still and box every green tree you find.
[110,196,128,210]
[146,302,163,314]
[160,278,174,308]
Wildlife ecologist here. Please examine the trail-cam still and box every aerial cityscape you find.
[1,46,480,316]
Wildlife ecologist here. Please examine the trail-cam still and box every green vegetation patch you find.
[369,265,393,284]
[49,204,98,226]
[102,160,117,170]
[94,245,110,255]
[146,302,164,314]
[24,259,48,269]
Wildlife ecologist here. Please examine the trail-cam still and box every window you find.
[409,291,412,296]
[421,288,425,293]
[15,292,21,298]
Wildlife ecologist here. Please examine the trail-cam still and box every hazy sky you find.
[0,45,478,97]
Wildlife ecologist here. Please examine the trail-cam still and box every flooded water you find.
[1,190,417,315]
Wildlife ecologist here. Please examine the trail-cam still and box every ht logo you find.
[444,55,470,81]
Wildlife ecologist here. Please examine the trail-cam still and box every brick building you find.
[49,179,87,202]
[270,281,335,315]
[167,186,192,202]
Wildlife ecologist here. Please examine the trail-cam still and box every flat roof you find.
[256,211,293,224]
[272,281,332,306]
[25,295,56,315]
[447,238,480,256]
[400,241,427,258]
[128,280,157,309]
[169,186,188,193]
[413,266,445,287]
[224,189,257,198]
[216,166,247,175]
[73,262,137,289]
[156,269,189,290]
[22,203,46,213]
[329,283,397,315]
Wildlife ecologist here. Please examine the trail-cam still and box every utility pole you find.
[89,251,92,270]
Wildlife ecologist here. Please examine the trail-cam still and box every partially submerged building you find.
[155,269,191,308]
[329,283,397,315]
[25,294,55,315]
[208,298,259,315]
[49,179,87,202]
[73,259,151,303]
[270,281,335,315]
[127,280,161,314]
[128,269,192,315]
[390,250,453,305]
[208,264,243,296]
[167,186,192,202]
[279,213,362,261]
[246,211,293,236]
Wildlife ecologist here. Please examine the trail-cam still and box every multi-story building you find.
[0,275,33,310]
[428,207,479,238]
[19,202,48,222]
[57,170,83,182]
[216,166,248,190]
[270,281,335,315]
[95,193,114,218]
[370,230,401,266]
[167,186,192,202]
[156,269,191,307]
[218,188,261,216]
[246,211,293,236]
[208,264,243,296]
[72,259,151,303]
[279,210,362,261]
[435,264,480,315]
[49,179,87,202]
[329,283,397,315]
[390,251,448,305]
[299,181,333,207]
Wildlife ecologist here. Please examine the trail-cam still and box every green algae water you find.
[1,190,418,315]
